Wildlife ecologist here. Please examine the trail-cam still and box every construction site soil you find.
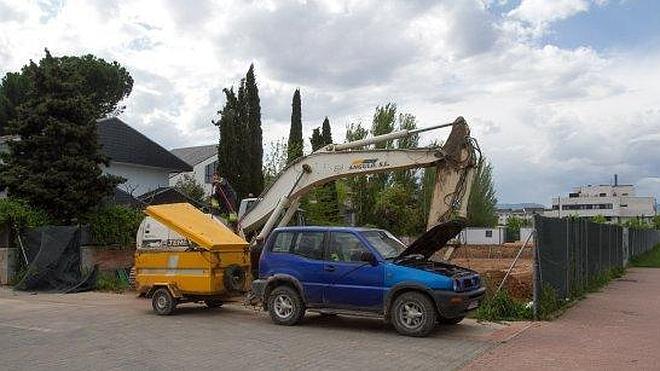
[438,243,534,300]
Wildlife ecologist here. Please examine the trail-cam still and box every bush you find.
[0,198,51,228]
[84,206,143,247]
[95,271,130,292]
[630,244,660,267]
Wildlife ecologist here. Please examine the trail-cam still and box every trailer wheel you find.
[152,288,177,315]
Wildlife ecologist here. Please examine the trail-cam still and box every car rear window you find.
[272,232,295,253]
[292,232,325,260]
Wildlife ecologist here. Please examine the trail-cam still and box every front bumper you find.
[432,287,486,319]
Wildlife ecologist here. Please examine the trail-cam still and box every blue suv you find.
[251,223,485,337]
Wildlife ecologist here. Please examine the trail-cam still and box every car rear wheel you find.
[267,286,305,326]
[391,292,437,337]
[152,288,177,315]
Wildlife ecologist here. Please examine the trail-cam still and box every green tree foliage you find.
[394,112,419,187]
[214,65,265,200]
[0,72,29,135]
[83,205,143,246]
[0,198,51,229]
[310,127,324,152]
[505,215,529,241]
[373,184,424,236]
[343,122,369,226]
[263,138,288,187]
[591,215,607,224]
[653,215,660,230]
[287,89,303,163]
[0,50,132,223]
[467,159,498,227]
[306,117,341,225]
[321,116,332,145]
[215,88,243,197]
[174,174,206,204]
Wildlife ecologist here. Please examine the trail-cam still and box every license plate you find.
[467,300,479,310]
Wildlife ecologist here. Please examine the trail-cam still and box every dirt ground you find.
[441,244,534,300]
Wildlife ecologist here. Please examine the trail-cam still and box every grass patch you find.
[475,289,532,321]
[630,244,660,267]
[95,271,130,293]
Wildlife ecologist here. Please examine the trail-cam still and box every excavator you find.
[134,116,479,315]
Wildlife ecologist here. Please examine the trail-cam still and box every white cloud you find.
[0,0,657,204]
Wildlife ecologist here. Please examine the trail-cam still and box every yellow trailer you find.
[134,203,250,315]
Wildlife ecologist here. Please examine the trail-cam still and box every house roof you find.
[171,144,217,166]
[97,117,192,172]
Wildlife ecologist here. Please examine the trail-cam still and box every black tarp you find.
[14,226,97,293]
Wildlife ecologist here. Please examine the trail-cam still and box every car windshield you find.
[360,230,407,259]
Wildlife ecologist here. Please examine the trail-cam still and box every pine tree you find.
[0,51,128,223]
[287,89,303,164]
[310,127,324,152]
[306,118,341,225]
[244,64,264,195]
[344,122,369,226]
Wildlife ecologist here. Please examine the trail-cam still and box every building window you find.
[204,161,218,184]
[622,193,628,196]
[569,192,579,198]
[599,193,607,197]
[620,204,628,208]
[485,230,493,238]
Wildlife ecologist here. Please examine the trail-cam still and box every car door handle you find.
[324,265,336,272]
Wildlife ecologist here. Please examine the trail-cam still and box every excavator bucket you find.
[144,203,248,250]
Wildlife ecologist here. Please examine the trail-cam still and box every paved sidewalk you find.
[0,287,528,371]
[465,268,660,370]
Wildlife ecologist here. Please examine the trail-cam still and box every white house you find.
[543,176,657,223]
[169,144,218,196]
[98,118,192,196]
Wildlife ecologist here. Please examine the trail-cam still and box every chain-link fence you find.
[534,216,660,303]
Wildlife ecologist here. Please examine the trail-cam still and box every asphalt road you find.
[0,287,527,371]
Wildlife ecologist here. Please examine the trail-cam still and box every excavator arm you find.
[238,117,479,242]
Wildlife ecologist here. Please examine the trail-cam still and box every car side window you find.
[328,232,368,263]
[272,232,295,253]
[291,232,325,260]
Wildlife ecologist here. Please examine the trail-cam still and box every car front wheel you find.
[391,292,437,337]
[267,286,305,326]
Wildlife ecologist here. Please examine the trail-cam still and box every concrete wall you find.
[80,246,135,272]
[103,162,170,196]
[520,227,534,243]
[0,248,16,285]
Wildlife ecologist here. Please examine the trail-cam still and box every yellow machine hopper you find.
[134,203,251,315]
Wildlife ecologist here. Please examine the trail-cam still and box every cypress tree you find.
[321,117,332,145]
[215,88,243,198]
[287,89,303,164]
[244,64,264,195]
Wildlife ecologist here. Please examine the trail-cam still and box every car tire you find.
[152,288,177,315]
[391,292,437,337]
[267,286,305,326]
[439,316,464,325]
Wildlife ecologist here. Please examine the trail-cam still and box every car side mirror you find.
[360,251,378,266]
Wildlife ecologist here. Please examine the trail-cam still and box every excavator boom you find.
[238,116,479,243]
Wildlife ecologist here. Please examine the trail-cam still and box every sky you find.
[1,0,659,206]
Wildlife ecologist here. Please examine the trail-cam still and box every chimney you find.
[614,174,618,187]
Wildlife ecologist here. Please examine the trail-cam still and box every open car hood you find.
[398,219,465,259]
